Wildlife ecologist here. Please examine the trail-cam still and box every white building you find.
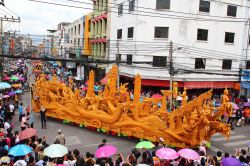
[54,22,70,58]
[65,16,85,58]
[109,0,250,90]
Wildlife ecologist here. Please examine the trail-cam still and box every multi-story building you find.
[88,0,110,80]
[61,15,93,79]
[65,17,85,58]
[109,0,250,91]
[53,22,70,58]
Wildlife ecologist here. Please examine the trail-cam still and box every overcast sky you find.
[1,0,91,35]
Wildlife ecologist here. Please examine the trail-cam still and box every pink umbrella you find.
[82,87,88,91]
[95,145,117,158]
[178,148,199,160]
[3,76,10,81]
[151,94,162,99]
[19,128,37,140]
[3,95,10,98]
[156,148,179,160]
[230,102,239,110]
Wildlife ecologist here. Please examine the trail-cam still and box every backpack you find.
[54,134,65,145]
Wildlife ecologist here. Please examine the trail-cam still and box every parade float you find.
[32,65,232,148]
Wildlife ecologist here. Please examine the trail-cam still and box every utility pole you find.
[116,40,120,90]
[169,41,173,111]
[0,19,3,55]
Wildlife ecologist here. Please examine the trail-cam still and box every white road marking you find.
[65,136,82,146]
[212,135,247,142]
[224,140,250,147]
[84,142,120,147]
[210,145,224,153]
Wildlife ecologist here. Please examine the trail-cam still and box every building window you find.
[117,29,122,39]
[199,0,210,13]
[225,32,235,43]
[153,56,167,67]
[154,27,169,38]
[127,54,133,65]
[197,29,208,41]
[129,0,135,12]
[156,0,170,10]
[116,54,121,61]
[195,58,206,69]
[78,24,81,35]
[227,5,237,17]
[78,38,80,47]
[127,27,134,38]
[75,26,77,35]
[118,3,123,15]
[246,61,250,69]
[222,60,232,70]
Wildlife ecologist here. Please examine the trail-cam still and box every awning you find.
[184,81,235,89]
[141,79,170,87]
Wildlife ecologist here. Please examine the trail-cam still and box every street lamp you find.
[169,41,182,111]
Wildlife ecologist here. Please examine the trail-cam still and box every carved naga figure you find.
[32,65,231,148]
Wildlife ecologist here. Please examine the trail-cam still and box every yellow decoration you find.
[173,82,178,99]
[180,88,188,106]
[32,65,231,148]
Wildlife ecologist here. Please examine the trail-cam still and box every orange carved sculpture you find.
[32,65,231,148]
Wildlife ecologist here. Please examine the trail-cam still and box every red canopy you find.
[184,81,235,89]
[151,94,163,99]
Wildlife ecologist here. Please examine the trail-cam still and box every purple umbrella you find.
[19,77,25,81]
[8,91,16,96]
[244,103,250,107]
[221,157,241,166]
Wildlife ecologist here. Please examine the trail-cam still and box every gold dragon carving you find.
[32,65,232,148]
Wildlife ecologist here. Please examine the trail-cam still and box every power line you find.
[3,32,245,61]
[27,0,248,23]
[68,0,249,20]
[3,5,19,18]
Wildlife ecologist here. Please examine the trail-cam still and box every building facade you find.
[53,22,70,58]
[65,17,85,59]
[88,0,111,81]
[108,0,250,90]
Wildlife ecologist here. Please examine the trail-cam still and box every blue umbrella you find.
[15,90,23,94]
[0,82,11,90]
[9,144,32,156]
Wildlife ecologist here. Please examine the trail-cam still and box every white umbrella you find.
[44,144,68,158]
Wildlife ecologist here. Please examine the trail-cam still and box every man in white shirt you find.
[14,157,27,166]
[9,103,15,115]
[4,121,10,133]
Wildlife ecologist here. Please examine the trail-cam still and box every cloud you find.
[2,0,91,35]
